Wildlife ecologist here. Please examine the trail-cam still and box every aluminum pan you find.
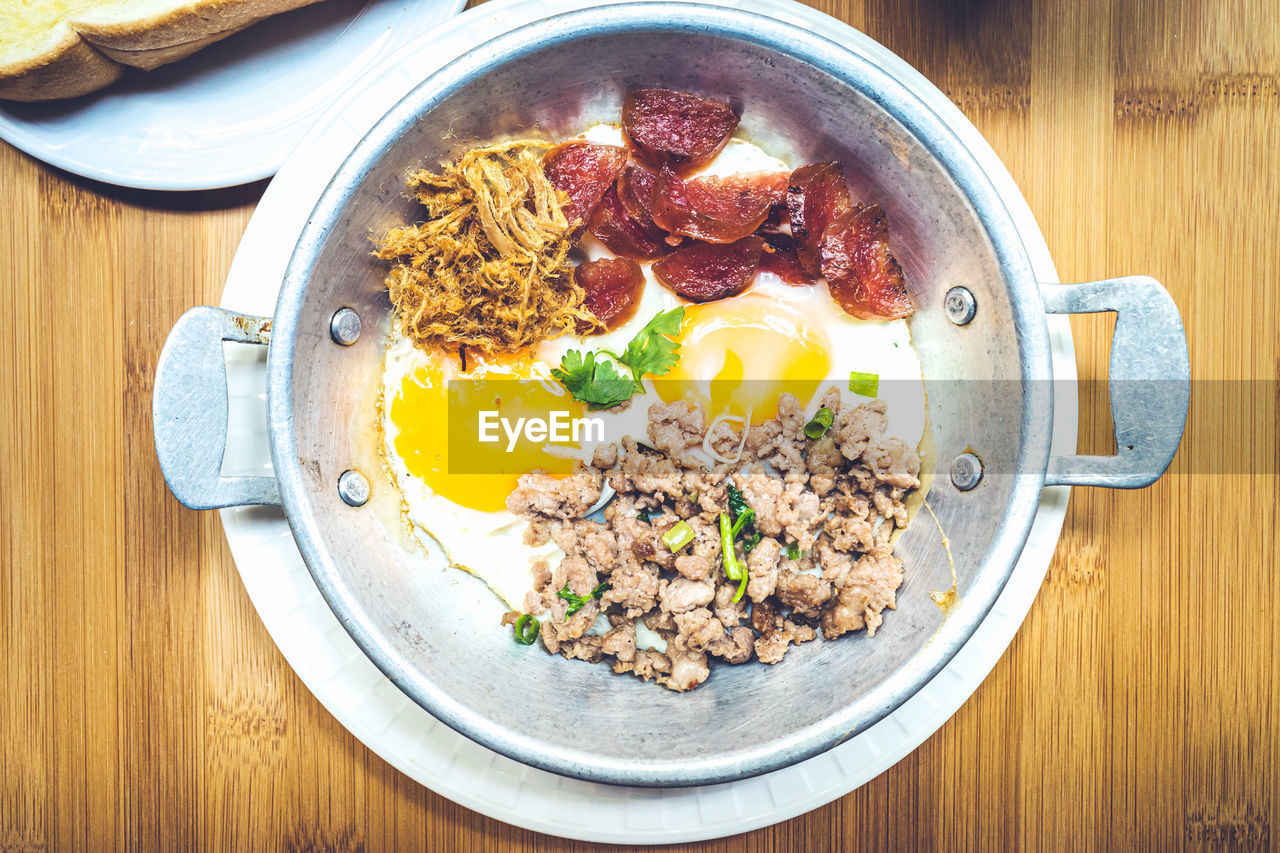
[265,3,1053,786]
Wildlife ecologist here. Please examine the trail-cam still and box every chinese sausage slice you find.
[758,232,814,286]
[622,88,739,175]
[588,186,672,260]
[543,141,629,238]
[574,257,645,331]
[653,235,764,303]
[651,168,782,244]
[818,204,914,320]
[787,161,853,275]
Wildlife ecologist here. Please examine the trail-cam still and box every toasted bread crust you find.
[0,29,124,101]
[0,0,326,101]
[91,24,256,71]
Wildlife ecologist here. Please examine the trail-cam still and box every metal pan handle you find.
[152,306,282,509]
[1040,276,1189,488]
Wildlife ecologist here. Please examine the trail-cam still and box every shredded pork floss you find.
[376,140,599,355]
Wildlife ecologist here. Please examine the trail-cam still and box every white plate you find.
[0,0,464,190]
[214,0,1077,842]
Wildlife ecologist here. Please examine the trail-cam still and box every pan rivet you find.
[951,452,983,491]
[330,307,362,346]
[944,287,977,325]
[337,470,370,507]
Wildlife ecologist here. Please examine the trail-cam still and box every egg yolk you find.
[389,350,583,513]
[659,295,832,422]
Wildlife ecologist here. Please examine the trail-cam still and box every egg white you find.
[380,334,563,609]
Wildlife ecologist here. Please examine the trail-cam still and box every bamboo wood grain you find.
[1,0,1276,849]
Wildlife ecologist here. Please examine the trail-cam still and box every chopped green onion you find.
[558,581,611,617]
[804,407,834,439]
[786,542,801,561]
[662,520,695,552]
[849,370,880,398]
[513,614,540,645]
[637,508,654,524]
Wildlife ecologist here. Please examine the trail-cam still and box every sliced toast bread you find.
[0,0,328,101]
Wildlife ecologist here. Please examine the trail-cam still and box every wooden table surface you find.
[2,0,1277,850]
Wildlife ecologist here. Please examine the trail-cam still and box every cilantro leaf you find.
[621,307,685,389]
[552,307,686,408]
[550,350,635,410]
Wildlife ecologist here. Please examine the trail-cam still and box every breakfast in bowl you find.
[374,88,930,692]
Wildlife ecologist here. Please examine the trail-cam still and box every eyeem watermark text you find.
[478,411,606,452]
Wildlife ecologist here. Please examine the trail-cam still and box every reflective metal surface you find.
[153,306,280,510]
[337,469,371,507]
[944,285,978,326]
[1041,277,1189,488]
[154,3,1188,786]
[950,452,984,491]
[329,307,363,347]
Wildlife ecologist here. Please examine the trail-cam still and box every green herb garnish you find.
[785,542,801,561]
[552,307,685,409]
[726,483,759,553]
[549,350,635,409]
[717,484,763,603]
[637,508,654,524]
[557,581,611,616]
[513,614,540,645]
[618,307,685,384]
[804,406,834,439]
[726,483,751,520]
[848,370,879,398]
[718,512,749,604]
[662,520,695,552]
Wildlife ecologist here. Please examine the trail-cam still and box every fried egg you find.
[379,125,926,613]
[380,339,592,606]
